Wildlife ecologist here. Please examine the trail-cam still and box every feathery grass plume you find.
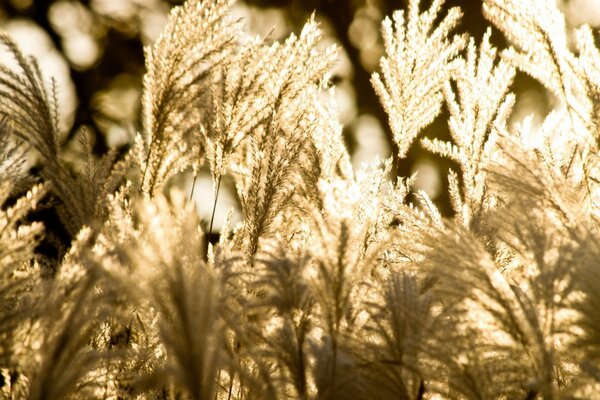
[480,115,599,396]
[202,28,331,181]
[74,192,163,400]
[152,260,224,400]
[424,322,530,399]
[84,221,166,399]
[139,0,241,197]
[234,21,337,259]
[25,228,114,400]
[202,39,266,182]
[313,156,389,247]
[240,247,315,399]
[379,180,450,276]
[0,183,45,371]
[575,25,600,135]
[491,113,597,228]
[489,114,598,231]
[309,219,369,400]
[483,0,594,141]
[421,29,515,228]
[371,0,467,164]
[0,36,128,235]
[27,278,103,400]
[304,159,393,400]
[89,183,148,398]
[376,175,439,270]
[415,223,556,398]
[311,157,393,277]
[0,119,34,195]
[572,234,600,392]
[476,15,600,392]
[0,34,61,166]
[60,128,133,232]
[238,112,306,259]
[100,181,137,245]
[359,272,431,400]
[0,34,83,233]
[295,88,355,230]
[492,196,584,390]
[571,31,600,214]
[203,28,335,253]
[113,191,229,400]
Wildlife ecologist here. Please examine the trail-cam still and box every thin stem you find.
[209,175,222,238]
[416,377,425,400]
[226,369,234,400]
[204,174,222,260]
[214,369,222,400]
[189,173,198,203]
[390,139,401,185]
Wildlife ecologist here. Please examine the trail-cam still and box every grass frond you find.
[372,0,467,161]
[139,0,241,196]
[234,22,337,258]
[0,36,128,235]
[0,183,45,370]
[483,0,593,139]
[421,28,515,228]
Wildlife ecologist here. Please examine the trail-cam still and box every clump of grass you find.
[1,0,600,398]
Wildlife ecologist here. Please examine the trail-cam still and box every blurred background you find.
[1,0,600,220]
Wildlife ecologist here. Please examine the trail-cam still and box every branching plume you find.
[372,0,467,160]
